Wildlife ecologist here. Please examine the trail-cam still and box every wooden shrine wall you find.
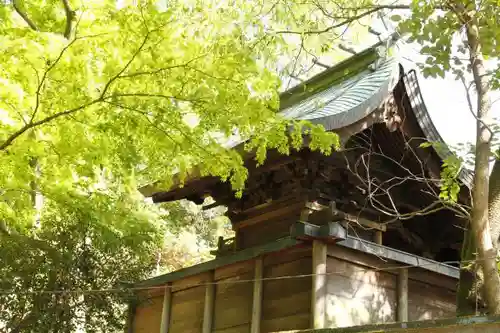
[133,291,164,333]
[213,262,254,333]
[407,269,456,321]
[325,245,456,329]
[132,245,313,333]
[236,213,300,250]
[131,240,458,333]
[234,198,305,250]
[261,246,312,332]
[326,249,398,327]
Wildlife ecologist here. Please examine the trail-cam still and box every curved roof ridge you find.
[280,56,400,131]
[401,68,473,188]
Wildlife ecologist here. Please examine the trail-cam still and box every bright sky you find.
[367,9,500,153]
[336,12,500,158]
[398,45,500,150]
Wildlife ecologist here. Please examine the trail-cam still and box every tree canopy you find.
[0,0,342,228]
[3,0,500,329]
[0,0,343,331]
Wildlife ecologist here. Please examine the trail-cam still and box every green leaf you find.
[390,14,402,22]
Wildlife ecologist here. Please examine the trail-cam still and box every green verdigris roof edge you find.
[278,44,380,111]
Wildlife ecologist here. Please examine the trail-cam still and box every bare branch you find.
[12,0,38,31]
[341,120,470,227]
[119,52,210,79]
[61,0,75,39]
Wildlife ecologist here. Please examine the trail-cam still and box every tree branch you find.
[30,37,80,123]
[12,0,38,31]
[459,75,494,136]
[99,31,151,98]
[0,30,152,151]
[0,99,102,151]
[274,5,411,35]
[61,0,75,39]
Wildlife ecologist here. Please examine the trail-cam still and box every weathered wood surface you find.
[172,271,212,292]
[262,254,312,332]
[407,266,456,321]
[408,267,457,291]
[213,262,254,333]
[325,256,397,328]
[203,272,215,333]
[237,215,299,249]
[135,237,301,288]
[397,269,408,322]
[133,295,163,333]
[170,285,205,333]
[233,197,305,229]
[251,258,263,333]
[160,285,172,333]
[131,240,461,333]
[407,279,456,321]
[312,240,327,329]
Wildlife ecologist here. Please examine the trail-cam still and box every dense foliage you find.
[0,0,343,331]
[0,187,164,332]
[6,0,500,329]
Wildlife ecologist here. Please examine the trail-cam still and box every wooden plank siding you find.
[237,215,300,250]
[324,244,457,328]
[131,240,459,333]
[325,255,397,328]
[213,261,254,333]
[169,285,206,333]
[407,277,456,321]
[261,246,312,332]
[133,295,164,333]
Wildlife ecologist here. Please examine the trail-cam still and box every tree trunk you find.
[465,18,500,315]
[456,228,478,316]
[488,157,500,247]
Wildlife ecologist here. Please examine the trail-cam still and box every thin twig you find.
[273,4,412,35]
[459,75,494,136]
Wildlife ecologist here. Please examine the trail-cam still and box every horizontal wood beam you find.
[304,202,387,232]
[135,229,459,292]
[275,316,500,333]
[233,199,306,229]
[332,208,387,232]
[336,236,459,279]
[134,237,302,288]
